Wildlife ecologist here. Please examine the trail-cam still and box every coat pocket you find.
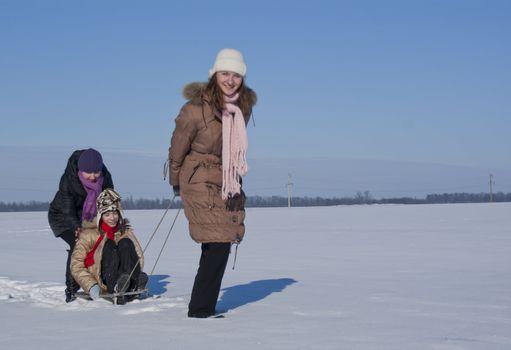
[189,164,222,187]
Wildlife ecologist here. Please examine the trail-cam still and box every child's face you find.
[101,211,119,227]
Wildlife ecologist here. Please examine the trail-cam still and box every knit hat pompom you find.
[208,48,247,79]
[77,148,103,173]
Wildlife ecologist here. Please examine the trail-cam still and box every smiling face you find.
[80,171,101,182]
[215,71,243,97]
[101,210,119,227]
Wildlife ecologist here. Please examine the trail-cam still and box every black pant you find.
[188,243,230,316]
[60,230,79,292]
[101,238,141,293]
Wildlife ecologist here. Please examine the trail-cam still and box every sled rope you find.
[119,195,180,293]
[148,204,181,277]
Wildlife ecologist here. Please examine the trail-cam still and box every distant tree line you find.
[1,192,510,212]
[0,201,50,212]
[122,196,182,210]
[246,191,511,207]
[424,192,511,203]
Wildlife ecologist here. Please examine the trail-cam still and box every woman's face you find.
[216,71,243,97]
[80,171,101,182]
[101,210,119,227]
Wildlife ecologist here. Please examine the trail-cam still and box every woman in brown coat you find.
[168,48,257,318]
[71,188,147,305]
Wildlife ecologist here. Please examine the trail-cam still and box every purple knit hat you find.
[77,148,103,173]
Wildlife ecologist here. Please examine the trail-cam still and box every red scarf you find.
[83,222,118,268]
[100,221,118,241]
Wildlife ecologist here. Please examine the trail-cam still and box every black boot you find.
[114,273,130,305]
[136,272,148,291]
[64,246,80,302]
[65,287,77,303]
[65,277,80,302]
[124,272,149,302]
[188,310,216,318]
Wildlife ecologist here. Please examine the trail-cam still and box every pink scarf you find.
[222,93,248,200]
[78,171,104,222]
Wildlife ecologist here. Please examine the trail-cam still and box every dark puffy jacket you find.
[48,150,114,237]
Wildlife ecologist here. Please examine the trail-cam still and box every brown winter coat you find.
[70,221,144,294]
[168,82,257,243]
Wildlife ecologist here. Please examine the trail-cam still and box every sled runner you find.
[106,288,149,304]
[102,288,149,299]
[76,288,149,304]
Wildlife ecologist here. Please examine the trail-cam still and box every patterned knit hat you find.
[208,48,247,78]
[96,188,123,226]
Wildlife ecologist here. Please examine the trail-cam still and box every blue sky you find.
[1,0,510,200]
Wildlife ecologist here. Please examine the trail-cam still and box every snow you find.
[1,203,510,349]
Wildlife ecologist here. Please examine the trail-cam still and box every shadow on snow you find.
[147,274,171,295]
[217,278,297,312]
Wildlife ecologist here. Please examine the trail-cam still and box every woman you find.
[168,48,257,318]
[70,188,147,305]
[48,148,114,302]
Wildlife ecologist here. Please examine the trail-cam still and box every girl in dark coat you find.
[48,148,114,302]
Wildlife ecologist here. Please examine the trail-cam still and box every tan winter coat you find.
[70,221,144,294]
[168,82,257,243]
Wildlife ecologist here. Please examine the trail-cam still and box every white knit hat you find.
[208,48,247,78]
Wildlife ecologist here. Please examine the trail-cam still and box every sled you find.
[75,288,149,304]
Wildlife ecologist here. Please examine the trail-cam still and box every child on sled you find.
[71,188,148,304]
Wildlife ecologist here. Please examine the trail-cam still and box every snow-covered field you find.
[1,203,510,349]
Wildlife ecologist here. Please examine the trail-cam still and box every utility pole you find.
[286,173,293,208]
[489,174,494,202]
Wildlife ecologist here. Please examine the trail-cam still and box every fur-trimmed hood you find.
[182,82,257,107]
